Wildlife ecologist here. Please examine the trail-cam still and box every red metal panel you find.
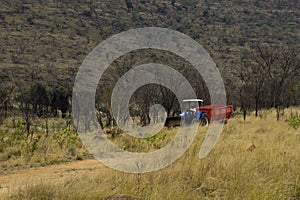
[200,105,233,122]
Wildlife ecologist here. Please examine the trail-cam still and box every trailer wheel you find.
[199,113,210,126]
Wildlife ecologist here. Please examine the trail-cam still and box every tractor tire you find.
[199,113,210,126]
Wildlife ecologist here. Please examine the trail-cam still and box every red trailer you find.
[199,105,233,123]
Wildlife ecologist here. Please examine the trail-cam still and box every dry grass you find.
[1,108,300,200]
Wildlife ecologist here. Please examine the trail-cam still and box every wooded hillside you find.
[0,0,299,124]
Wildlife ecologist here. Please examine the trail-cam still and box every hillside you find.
[0,0,299,85]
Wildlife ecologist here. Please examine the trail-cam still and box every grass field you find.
[1,108,300,199]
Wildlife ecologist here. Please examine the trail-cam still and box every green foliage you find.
[53,123,78,150]
[82,10,92,17]
[49,23,56,33]
[27,12,35,25]
[145,132,167,142]
[183,0,198,7]
[23,134,41,161]
[171,0,176,6]
[0,12,4,21]
[125,0,133,9]
[11,53,21,64]
[294,185,300,200]
[0,118,88,170]
[288,113,300,129]
[0,130,5,153]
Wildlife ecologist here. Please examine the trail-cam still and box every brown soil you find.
[0,159,102,196]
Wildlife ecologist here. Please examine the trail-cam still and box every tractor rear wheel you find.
[199,113,210,126]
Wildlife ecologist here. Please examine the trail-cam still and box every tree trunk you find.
[276,105,280,121]
[255,97,258,117]
[243,109,247,121]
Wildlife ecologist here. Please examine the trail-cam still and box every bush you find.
[288,113,300,129]
[0,12,4,21]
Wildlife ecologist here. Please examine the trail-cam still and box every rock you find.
[246,143,256,151]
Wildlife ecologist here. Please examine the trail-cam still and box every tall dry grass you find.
[2,108,300,200]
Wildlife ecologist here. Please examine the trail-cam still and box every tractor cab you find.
[179,99,209,126]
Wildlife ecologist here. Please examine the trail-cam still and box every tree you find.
[50,87,71,118]
[16,86,35,136]
[30,83,52,117]
[171,0,176,6]
[125,0,133,11]
[239,44,300,120]
[0,83,15,124]
[266,47,300,120]
[249,44,277,117]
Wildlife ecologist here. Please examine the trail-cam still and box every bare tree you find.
[239,44,300,120]
[0,83,15,123]
[250,44,279,117]
[266,47,300,120]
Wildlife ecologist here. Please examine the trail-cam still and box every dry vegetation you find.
[0,0,299,199]
[0,117,91,174]
[1,108,300,200]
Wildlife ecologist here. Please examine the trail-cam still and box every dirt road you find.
[0,159,102,196]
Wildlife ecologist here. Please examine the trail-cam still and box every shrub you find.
[0,12,4,21]
[27,13,35,25]
[288,113,300,129]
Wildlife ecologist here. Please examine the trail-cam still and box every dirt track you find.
[0,159,102,196]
